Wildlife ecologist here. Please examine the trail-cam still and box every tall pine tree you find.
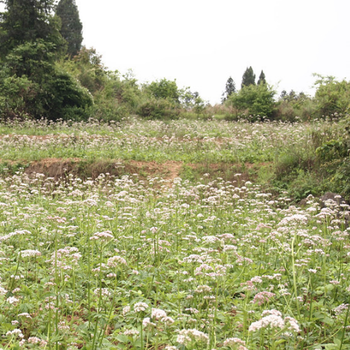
[257,70,266,85]
[56,0,83,57]
[0,0,65,59]
[221,76,236,103]
[241,66,256,89]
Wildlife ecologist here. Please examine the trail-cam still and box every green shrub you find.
[43,69,93,121]
[144,78,180,103]
[313,74,350,117]
[274,91,316,122]
[227,83,276,120]
[137,98,180,120]
[0,75,39,118]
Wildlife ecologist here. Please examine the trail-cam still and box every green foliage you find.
[137,98,180,120]
[0,40,92,120]
[313,74,350,117]
[313,115,350,198]
[0,0,66,59]
[227,83,276,119]
[58,48,141,121]
[0,74,38,118]
[316,138,348,161]
[241,66,256,88]
[64,47,107,93]
[144,78,180,103]
[56,0,83,57]
[275,90,315,122]
[3,39,56,78]
[0,0,91,120]
[42,69,93,121]
[221,76,236,103]
[257,70,266,85]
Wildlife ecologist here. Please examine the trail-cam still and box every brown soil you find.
[19,158,184,184]
[1,158,270,186]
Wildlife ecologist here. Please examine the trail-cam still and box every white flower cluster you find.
[50,246,81,270]
[90,231,114,241]
[123,329,139,336]
[7,296,19,304]
[94,288,111,298]
[278,214,308,226]
[107,255,127,267]
[223,337,248,350]
[20,249,41,258]
[249,309,300,333]
[333,303,349,315]
[177,328,209,346]
[0,229,31,242]
[195,285,212,293]
[6,328,24,338]
[134,302,149,313]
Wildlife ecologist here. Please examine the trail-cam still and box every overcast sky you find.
[2,0,350,104]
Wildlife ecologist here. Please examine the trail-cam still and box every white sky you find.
[2,0,350,104]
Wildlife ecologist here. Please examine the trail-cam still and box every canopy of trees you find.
[241,66,256,88]
[0,1,349,123]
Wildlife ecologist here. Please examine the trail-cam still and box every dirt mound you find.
[22,158,184,183]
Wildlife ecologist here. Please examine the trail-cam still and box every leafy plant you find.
[313,74,350,117]
[137,98,180,120]
[227,83,276,120]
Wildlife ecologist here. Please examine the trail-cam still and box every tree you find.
[257,70,266,85]
[0,0,91,120]
[0,0,65,59]
[145,78,180,103]
[228,83,276,120]
[56,0,83,57]
[313,74,350,116]
[241,66,255,89]
[221,76,236,103]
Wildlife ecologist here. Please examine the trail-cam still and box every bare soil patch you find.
[0,158,271,186]
[20,159,184,183]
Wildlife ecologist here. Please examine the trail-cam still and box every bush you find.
[137,98,180,120]
[144,79,180,103]
[313,74,350,117]
[227,83,276,120]
[0,75,39,119]
[274,91,316,122]
[42,69,93,121]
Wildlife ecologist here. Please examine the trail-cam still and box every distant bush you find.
[144,78,180,103]
[314,114,350,198]
[0,74,38,119]
[313,74,350,117]
[137,98,180,120]
[226,83,276,120]
[274,90,316,122]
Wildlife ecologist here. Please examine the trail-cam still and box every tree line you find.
[0,0,349,122]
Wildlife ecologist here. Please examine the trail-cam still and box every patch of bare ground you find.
[1,158,272,186]
[24,158,82,178]
[19,159,184,183]
[128,160,183,186]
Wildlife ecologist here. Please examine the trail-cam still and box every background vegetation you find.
[1,0,350,203]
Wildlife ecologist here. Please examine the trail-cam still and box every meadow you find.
[0,117,349,349]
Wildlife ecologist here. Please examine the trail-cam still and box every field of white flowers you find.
[0,118,349,349]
